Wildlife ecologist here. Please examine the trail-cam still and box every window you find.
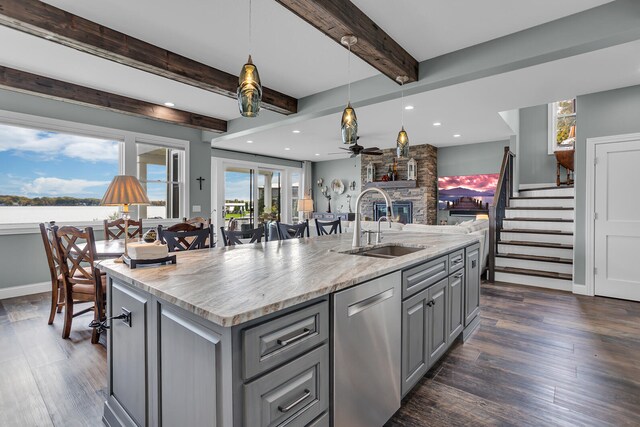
[548,99,576,154]
[0,122,122,224]
[0,111,189,228]
[291,172,300,223]
[137,142,185,219]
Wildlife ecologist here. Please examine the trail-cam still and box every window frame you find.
[0,109,189,234]
[548,99,577,155]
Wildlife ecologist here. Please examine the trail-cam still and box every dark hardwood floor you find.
[1,282,639,426]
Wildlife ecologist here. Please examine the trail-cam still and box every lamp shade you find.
[297,198,314,213]
[341,103,358,144]
[237,55,262,117]
[101,175,150,206]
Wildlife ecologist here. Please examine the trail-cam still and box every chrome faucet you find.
[376,216,390,244]
[352,187,393,247]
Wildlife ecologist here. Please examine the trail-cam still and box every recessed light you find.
[404,105,414,110]
[246,140,253,144]
[453,134,461,138]
[314,153,320,156]
[292,130,301,134]
[433,122,442,127]
[284,147,291,151]
[164,102,175,107]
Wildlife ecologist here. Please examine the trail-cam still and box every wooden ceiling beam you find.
[276,0,418,83]
[0,66,227,133]
[0,0,297,115]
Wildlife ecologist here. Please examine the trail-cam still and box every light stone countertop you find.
[97,232,479,327]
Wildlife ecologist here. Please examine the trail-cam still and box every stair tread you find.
[506,207,574,210]
[505,218,574,222]
[499,240,573,249]
[496,253,573,264]
[495,266,572,281]
[510,196,574,200]
[501,229,573,236]
[519,186,575,192]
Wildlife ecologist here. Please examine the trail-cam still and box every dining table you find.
[94,239,128,259]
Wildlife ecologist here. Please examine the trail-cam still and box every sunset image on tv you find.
[438,173,499,213]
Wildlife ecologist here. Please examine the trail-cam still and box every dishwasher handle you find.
[347,288,394,317]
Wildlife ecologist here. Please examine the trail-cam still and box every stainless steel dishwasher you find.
[333,271,401,427]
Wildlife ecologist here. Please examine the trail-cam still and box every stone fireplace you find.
[373,201,413,224]
[360,143,437,225]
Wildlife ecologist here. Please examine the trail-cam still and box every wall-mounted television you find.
[438,173,499,215]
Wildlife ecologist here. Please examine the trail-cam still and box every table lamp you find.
[297,198,314,222]
[101,175,150,261]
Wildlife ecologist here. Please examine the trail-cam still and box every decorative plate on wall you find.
[331,179,345,194]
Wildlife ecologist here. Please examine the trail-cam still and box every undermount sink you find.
[349,245,427,259]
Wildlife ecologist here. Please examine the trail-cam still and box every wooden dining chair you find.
[315,218,342,236]
[158,224,214,252]
[104,218,143,240]
[39,222,65,325]
[276,220,310,240]
[53,226,105,342]
[220,226,267,246]
[183,216,210,228]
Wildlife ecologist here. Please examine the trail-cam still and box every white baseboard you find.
[0,282,50,300]
[518,183,556,190]
[572,283,592,296]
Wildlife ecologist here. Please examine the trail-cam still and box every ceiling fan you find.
[328,137,383,158]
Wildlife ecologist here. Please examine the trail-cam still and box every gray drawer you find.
[243,301,328,381]
[244,345,329,427]
[402,255,448,299]
[448,249,465,274]
[307,412,328,427]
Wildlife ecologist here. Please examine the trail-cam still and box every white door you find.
[594,139,640,301]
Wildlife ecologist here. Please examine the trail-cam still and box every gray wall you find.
[312,157,361,214]
[211,148,302,169]
[519,105,557,185]
[573,84,640,286]
[437,140,508,224]
[0,89,212,290]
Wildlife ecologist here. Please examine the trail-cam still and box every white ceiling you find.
[351,0,614,61]
[214,39,640,162]
[0,0,630,154]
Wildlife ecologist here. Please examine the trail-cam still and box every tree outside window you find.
[549,99,576,154]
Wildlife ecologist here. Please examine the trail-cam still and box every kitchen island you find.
[97,231,481,427]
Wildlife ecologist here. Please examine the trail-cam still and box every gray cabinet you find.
[106,281,149,427]
[427,278,449,366]
[401,288,429,397]
[402,255,448,298]
[448,249,465,274]
[448,271,464,342]
[465,243,481,326]
[244,345,328,427]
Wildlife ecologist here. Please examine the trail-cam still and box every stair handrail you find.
[488,146,516,282]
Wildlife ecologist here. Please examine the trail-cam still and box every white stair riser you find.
[506,209,574,220]
[510,198,574,208]
[502,220,573,232]
[498,244,573,259]
[501,232,573,245]
[494,272,573,291]
[518,188,575,197]
[496,257,573,275]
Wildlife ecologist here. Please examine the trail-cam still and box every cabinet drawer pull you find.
[277,328,312,346]
[451,259,463,265]
[453,273,463,279]
[278,389,311,413]
[427,300,435,307]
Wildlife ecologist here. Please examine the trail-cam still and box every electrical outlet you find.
[192,205,201,212]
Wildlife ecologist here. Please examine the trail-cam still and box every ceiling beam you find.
[0,0,298,115]
[276,0,418,83]
[0,65,227,133]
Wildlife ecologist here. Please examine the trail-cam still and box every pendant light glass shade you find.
[238,55,262,117]
[397,127,409,158]
[341,103,358,145]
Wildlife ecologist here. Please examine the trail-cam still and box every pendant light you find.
[237,0,262,117]
[396,75,410,158]
[340,35,358,145]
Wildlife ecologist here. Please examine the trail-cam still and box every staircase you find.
[494,185,574,291]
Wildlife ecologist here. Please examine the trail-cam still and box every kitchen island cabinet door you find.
[401,288,430,397]
[465,243,481,326]
[448,271,465,342]
[428,278,449,367]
